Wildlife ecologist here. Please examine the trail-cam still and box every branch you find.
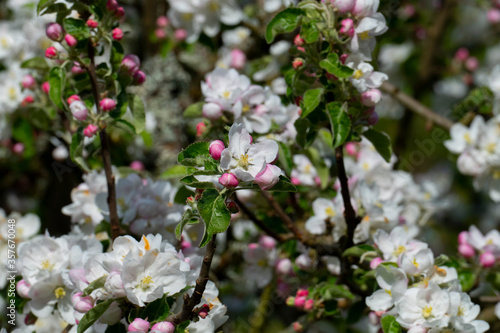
[86,43,121,241]
[233,195,294,243]
[169,235,217,325]
[62,324,73,333]
[381,81,454,131]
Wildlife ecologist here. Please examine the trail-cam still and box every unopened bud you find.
[150,321,175,333]
[87,19,98,28]
[292,58,304,70]
[112,28,123,41]
[209,140,225,160]
[42,81,50,94]
[45,46,58,59]
[46,23,63,41]
[219,173,239,188]
[174,29,187,41]
[100,98,116,112]
[156,16,169,28]
[65,34,77,47]
[479,251,496,268]
[83,124,99,138]
[128,318,150,333]
[196,122,206,137]
[22,75,35,89]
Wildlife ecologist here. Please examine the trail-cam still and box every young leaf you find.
[175,209,197,240]
[141,294,171,323]
[265,8,305,43]
[301,88,324,118]
[177,142,211,167]
[197,189,231,247]
[21,57,49,71]
[48,66,66,110]
[78,299,114,333]
[183,102,204,118]
[267,175,297,192]
[180,175,216,189]
[70,127,90,172]
[37,0,56,14]
[326,102,351,148]
[63,18,90,39]
[381,315,402,333]
[82,276,107,296]
[295,118,317,149]
[319,53,354,78]
[300,21,320,43]
[362,128,393,162]
[128,94,146,134]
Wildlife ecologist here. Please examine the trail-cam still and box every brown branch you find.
[86,43,121,241]
[233,195,293,243]
[62,324,73,333]
[169,235,217,325]
[381,81,454,131]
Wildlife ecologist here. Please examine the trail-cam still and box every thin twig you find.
[381,82,454,131]
[169,235,217,325]
[86,43,121,241]
[233,195,293,243]
[62,324,73,333]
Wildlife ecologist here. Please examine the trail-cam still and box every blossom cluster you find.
[366,227,490,333]
[445,115,500,202]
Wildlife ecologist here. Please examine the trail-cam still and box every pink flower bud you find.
[370,257,383,269]
[292,58,304,70]
[458,231,469,245]
[345,142,358,157]
[368,312,379,325]
[294,296,306,308]
[209,140,225,160]
[219,173,239,188]
[174,29,187,41]
[304,299,314,311]
[296,289,309,297]
[155,28,167,39]
[65,34,77,47]
[286,296,295,306]
[291,177,300,185]
[128,318,150,333]
[100,98,116,112]
[361,89,382,106]
[133,71,146,85]
[13,143,24,154]
[458,243,475,258]
[115,7,125,18]
[196,122,206,137]
[294,34,305,46]
[180,240,192,250]
[479,251,496,268]
[83,124,99,138]
[22,96,34,105]
[488,8,500,23]
[454,48,469,62]
[340,54,349,64]
[230,49,246,69]
[42,81,50,94]
[259,235,277,249]
[16,280,31,298]
[22,75,35,89]
[45,46,58,59]
[106,0,118,12]
[87,19,98,28]
[72,292,94,313]
[72,63,86,75]
[46,23,63,41]
[276,258,293,275]
[465,57,479,72]
[331,0,356,13]
[121,54,141,74]
[198,304,210,319]
[339,18,355,37]
[156,16,169,28]
[151,321,175,333]
[202,102,223,119]
[67,95,81,105]
[255,164,281,190]
[112,28,123,40]
[293,322,303,332]
[130,160,144,171]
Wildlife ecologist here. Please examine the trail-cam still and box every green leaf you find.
[265,8,305,43]
[362,128,393,162]
[78,299,114,333]
[128,94,146,134]
[197,189,231,247]
[175,209,197,240]
[277,142,293,175]
[180,175,216,189]
[301,88,324,118]
[82,276,107,297]
[21,57,49,71]
[141,294,171,323]
[63,18,90,40]
[37,0,56,14]
[342,245,376,258]
[70,127,90,172]
[177,142,212,167]
[268,176,297,192]
[173,186,195,205]
[161,165,189,179]
[326,102,351,148]
[183,102,204,118]
[48,66,66,110]
[458,271,476,292]
[319,53,354,78]
[381,315,401,333]
[294,118,317,149]
[300,20,320,43]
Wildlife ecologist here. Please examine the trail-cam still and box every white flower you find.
[201,68,251,113]
[232,85,272,134]
[122,247,186,306]
[444,116,485,154]
[373,227,428,262]
[449,292,490,333]
[396,283,451,329]
[400,248,435,276]
[346,54,388,93]
[305,197,347,241]
[466,225,500,254]
[243,242,277,288]
[349,13,388,60]
[366,265,407,312]
[291,154,318,186]
[222,27,251,48]
[220,123,279,182]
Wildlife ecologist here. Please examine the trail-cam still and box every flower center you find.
[209,1,219,11]
[422,306,433,319]
[393,245,407,257]
[8,87,16,100]
[325,207,336,217]
[242,104,250,113]
[238,154,251,169]
[222,91,231,99]
[54,287,66,299]
[463,133,472,144]
[182,13,193,21]
[413,258,419,268]
[353,69,364,80]
[140,276,154,290]
[41,259,54,271]
[486,143,496,153]
[457,306,465,317]
[494,170,500,180]
[0,38,8,47]
[358,31,370,40]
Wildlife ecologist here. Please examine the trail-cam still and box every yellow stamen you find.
[242,104,250,113]
[463,133,472,144]
[222,91,231,99]
[422,306,433,319]
[393,245,406,257]
[142,235,150,251]
[325,207,336,217]
[54,287,66,299]
[494,171,500,179]
[238,154,251,169]
[41,260,54,271]
[8,87,16,100]
[353,69,364,80]
[358,31,370,40]
[182,13,193,21]
[413,258,419,268]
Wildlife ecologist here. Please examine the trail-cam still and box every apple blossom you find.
[69,100,88,121]
[100,98,116,112]
[83,124,99,137]
[46,23,63,41]
[112,28,123,40]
